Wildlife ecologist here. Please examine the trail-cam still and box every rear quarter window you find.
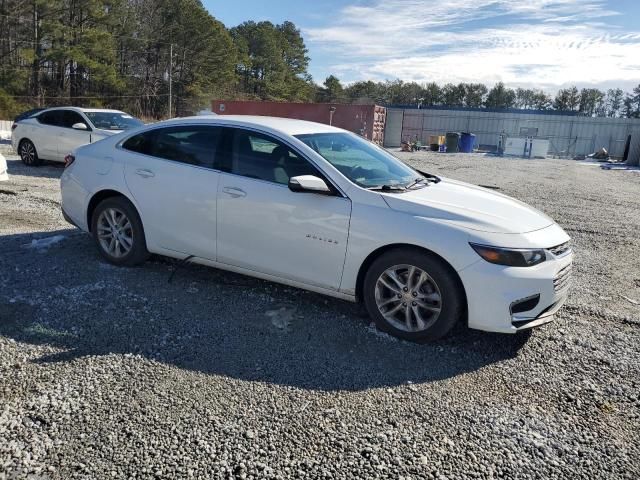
[122,132,154,156]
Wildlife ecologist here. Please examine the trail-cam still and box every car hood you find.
[381,177,555,234]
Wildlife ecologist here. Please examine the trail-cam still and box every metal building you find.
[384,107,640,165]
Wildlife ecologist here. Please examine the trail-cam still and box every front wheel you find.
[363,248,465,342]
[91,196,150,266]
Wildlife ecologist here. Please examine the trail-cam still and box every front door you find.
[215,128,351,290]
[57,110,92,160]
[121,125,222,259]
[33,110,64,160]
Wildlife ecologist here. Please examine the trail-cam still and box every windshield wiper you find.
[405,177,429,189]
[367,184,407,192]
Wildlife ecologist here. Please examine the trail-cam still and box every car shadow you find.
[5,156,65,180]
[0,229,532,392]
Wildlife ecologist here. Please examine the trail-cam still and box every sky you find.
[204,0,640,92]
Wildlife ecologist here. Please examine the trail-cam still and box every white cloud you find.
[305,0,639,89]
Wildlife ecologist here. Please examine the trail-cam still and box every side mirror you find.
[288,175,332,195]
[72,122,88,130]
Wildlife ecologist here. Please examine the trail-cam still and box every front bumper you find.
[459,249,573,334]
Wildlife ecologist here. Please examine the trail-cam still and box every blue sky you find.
[204,0,640,91]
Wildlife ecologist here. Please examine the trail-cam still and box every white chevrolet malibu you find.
[60,116,573,342]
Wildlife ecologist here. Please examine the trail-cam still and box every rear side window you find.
[223,128,320,185]
[122,126,222,169]
[122,131,154,156]
[37,110,63,126]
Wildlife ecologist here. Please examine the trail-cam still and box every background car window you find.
[122,126,221,169]
[60,110,88,129]
[85,112,142,130]
[37,110,63,127]
[228,129,319,185]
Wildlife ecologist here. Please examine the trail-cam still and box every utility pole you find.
[32,1,40,105]
[168,43,173,119]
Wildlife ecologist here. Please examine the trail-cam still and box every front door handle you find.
[135,168,155,178]
[222,186,246,198]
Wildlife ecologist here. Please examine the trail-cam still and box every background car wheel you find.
[91,196,150,267]
[19,139,42,166]
[363,248,464,342]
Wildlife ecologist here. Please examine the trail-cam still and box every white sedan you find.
[12,107,142,166]
[60,116,573,342]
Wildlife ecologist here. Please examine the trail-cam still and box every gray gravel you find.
[1,150,639,479]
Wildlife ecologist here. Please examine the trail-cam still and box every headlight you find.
[469,243,546,267]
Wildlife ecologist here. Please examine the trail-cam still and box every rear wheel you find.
[91,196,150,266]
[19,139,41,166]
[363,248,464,342]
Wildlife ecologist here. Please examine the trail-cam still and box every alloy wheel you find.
[96,208,134,258]
[374,264,442,333]
[20,142,35,165]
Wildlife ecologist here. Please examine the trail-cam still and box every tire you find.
[91,196,150,267]
[19,139,42,166]
[363,248,464,342]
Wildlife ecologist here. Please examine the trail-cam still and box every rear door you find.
[121,125,222,259]
[57,110,92,159]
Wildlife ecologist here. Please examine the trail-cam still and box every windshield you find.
[84,112,143,131]
[295,132,418,189]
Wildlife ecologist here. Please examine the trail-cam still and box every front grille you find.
[548,241,571,257]
[554,265,572,292]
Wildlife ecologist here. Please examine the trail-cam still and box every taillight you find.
[64,154,75,167]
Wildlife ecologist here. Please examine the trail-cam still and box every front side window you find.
[225,128,319,185]
[61,110,88,129]
[295,132,418,189]
[85,111,143,131]
[122,126,221,168]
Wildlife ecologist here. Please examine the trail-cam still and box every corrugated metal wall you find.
[384,108,640,161]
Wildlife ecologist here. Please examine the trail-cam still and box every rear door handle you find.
[222,186,246,198]
[135,168,155,178]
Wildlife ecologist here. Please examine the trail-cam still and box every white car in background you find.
[12,107,143,166]
[60,116,573,342]
[0,153,7,181]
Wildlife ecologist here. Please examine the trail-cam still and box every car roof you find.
[39,107,126,114]
[157,115,346,136]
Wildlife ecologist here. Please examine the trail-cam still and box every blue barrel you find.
[459,132,476,153]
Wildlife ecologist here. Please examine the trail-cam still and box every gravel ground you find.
[1,149,639,479]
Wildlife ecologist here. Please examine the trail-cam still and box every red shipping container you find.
[210,100,386,145]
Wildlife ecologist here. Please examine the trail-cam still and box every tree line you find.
[1,0,639,120]
[319,77,640,118]
[0,0,311,118]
